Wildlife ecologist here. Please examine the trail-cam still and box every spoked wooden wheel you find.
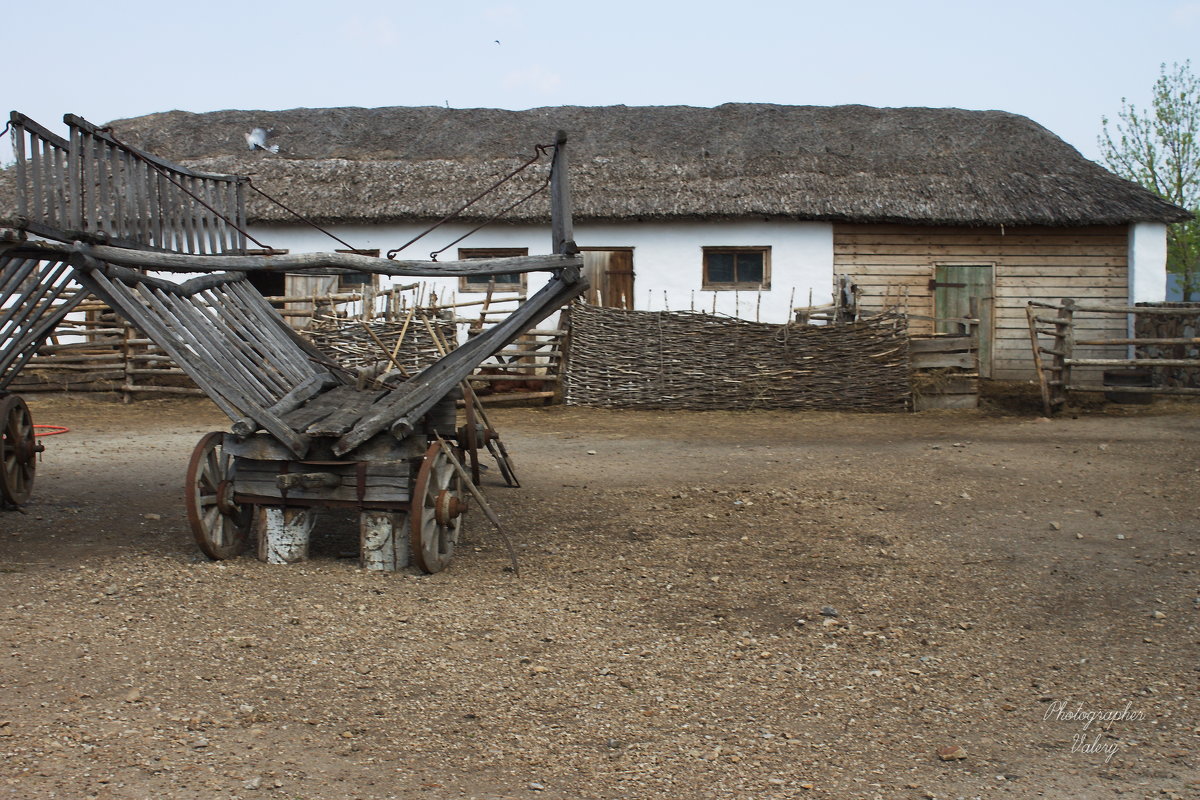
[186,432,251,560]
[460,383,520,488]
[410,441,467,573]
[0,395,40,507]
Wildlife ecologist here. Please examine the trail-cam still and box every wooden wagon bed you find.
[51,244,585,570]
[1,110,585,573]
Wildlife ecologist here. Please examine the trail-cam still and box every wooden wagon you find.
[0,248,87,506]
[1,112,585,571]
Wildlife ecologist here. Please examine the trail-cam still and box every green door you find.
[934,264,993,377]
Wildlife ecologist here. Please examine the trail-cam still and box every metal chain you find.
[427,178,551,261]
[245,179,359,251]
[386,142,555,260]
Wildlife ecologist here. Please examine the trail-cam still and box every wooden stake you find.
[433,433,519,576]
[390,305,417,365]
[359,320,409,377]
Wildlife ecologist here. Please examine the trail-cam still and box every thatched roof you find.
[59,104,1200,226]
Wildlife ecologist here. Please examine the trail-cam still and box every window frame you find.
[701,246,771,291]
[457,247,529,293]
[334,249,381,292]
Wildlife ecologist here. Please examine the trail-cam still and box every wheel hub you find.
[434,490,466,526]
[216,480,239,517]
[13,438,42,465]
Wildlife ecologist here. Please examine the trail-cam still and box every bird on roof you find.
[244,128,279,153]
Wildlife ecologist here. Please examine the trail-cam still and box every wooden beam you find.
[1065,384,1200,396]
[1065,357,1200,367]
[550,130,577,256]
[1,241,583,279]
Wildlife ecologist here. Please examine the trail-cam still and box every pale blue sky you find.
[10,0,1198,161]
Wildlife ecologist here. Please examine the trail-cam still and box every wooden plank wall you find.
[284,274,340,329]
[834,224,1129,381]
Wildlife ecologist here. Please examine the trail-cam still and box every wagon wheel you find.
[410,441,467,573]
[0,395,40,506]
[463,386,482,485]
[461,384,520,488]
[185,432,251,560]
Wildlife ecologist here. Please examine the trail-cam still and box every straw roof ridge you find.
[16,104,1198,226]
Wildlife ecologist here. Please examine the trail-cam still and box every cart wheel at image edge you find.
[0,395,39,507]
[186,431,251,559]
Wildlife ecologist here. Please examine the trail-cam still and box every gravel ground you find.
[0,394,1197,800]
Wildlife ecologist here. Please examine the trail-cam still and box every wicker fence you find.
[563,304,911,411]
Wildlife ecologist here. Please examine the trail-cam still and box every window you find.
[245,249,289,297]
[702,246,771,290]
[246,270,285,298]
[334,249,380,292]
[458,248,529,293]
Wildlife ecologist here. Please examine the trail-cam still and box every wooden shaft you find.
[1064,357,1200,367]
[359,320,410,377]
[1075,337,1200,346]
[5,240,583,279]
[433,433,519,576]
[1070,303,1200,315]
[1065,384,1200,395]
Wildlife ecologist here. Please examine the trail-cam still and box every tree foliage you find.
[1099,61,1200,300]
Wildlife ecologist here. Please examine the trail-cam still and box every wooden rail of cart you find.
[1,113,586,572]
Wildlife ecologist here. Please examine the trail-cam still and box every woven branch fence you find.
[304,314,454,374]
[564,304,912,411]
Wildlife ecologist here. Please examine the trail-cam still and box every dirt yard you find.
[0,394,1197,800]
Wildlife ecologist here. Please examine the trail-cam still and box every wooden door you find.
[284,273,339,329]
[581,249,634,309]
[934,264,993,377]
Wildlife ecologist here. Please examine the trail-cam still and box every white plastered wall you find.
[251,220,836,324]
[1128,221,1168,303]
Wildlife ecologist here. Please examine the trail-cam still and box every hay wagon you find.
[0,247,87,506]
[1,112,585,571]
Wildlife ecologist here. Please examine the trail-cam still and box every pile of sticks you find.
[564,303,911,411]
[304,310,457,375]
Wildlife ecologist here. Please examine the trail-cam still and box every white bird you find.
[244,128,279,153]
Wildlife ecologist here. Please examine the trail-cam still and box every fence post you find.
[121,321,134,404]
[1058,299,1075,402]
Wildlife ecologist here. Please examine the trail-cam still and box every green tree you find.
[1100,61,1200,301]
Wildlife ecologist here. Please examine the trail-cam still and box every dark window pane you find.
[488,272,521,285]
[735,253,763,284]
[248,270,285,297]
[340,271,372,287]
[707,253,736,283]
